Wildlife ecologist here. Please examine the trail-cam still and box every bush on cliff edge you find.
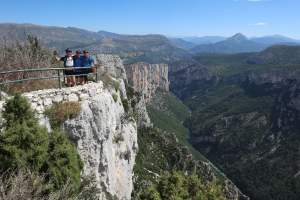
[0,94,82,192]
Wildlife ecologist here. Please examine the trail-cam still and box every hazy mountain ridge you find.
[183,36,227,45]
[0,23,192,64]
[190,33,268,54]
[0,23,103,49]
[170,34,300,52]
[1,23,299,63]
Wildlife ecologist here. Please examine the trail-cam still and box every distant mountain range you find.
[182,36,227,45]
[251,35,300,45]
[190,33,267,54]
[170,33,300,54]
[1,23,300,61]
[0,23,191,64]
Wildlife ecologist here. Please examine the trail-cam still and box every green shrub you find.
[0,95,83,194]
[112,93,118,102]
[46,130,83,191]
[122,99,129,113]
[125,84,141,108]
[141,171,225,200]
[140,186,161,200]
[76,175,101,200]
[45,101,81,128]
[113,81,120,92]
[0,169,99,200]
[0,94,49,172]
[125,85,135,100]
[3,93,36,126]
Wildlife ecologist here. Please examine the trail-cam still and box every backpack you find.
[63,56,74,67]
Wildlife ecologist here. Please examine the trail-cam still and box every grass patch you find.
[4,80,59,94]
[45,101,81,128]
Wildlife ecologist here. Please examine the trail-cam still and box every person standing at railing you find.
[80,50,95,84]
[73,50,83,85]
[54,49,76,87]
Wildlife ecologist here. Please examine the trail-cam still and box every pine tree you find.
[0,94,83,192]
[0,94,49,172]
[46,129,83,190]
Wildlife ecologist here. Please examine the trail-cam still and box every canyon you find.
[0,53,249,199]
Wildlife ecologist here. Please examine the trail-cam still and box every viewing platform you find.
[0,66,99,98]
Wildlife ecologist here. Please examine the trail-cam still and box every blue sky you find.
[0,0,299,38]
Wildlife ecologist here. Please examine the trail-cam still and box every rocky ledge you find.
[21,82,138,200]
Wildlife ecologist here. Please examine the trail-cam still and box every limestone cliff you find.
[125,62,169,101]
[22,82,138,200]
[95,54,127,81]
[94,55,151,128]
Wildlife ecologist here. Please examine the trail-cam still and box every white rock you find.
[79,93,89,101]
[53,95,63,103]
[43,98,52,107]
[22,81,137,200]
[68,93,79,102]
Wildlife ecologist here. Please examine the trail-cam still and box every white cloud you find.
[250,22,268,26]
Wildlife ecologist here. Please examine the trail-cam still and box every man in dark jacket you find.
[54,48,76,87]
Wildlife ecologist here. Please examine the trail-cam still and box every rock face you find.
[125,62,169,101]
[95,55,151,128]
[22,82,138,200]
[95,54,127,81]
[169,62,216,99]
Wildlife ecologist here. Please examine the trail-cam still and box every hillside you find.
[133,90,248,200]
[170,45,300,200]
[82,34,191,64]
[251,35,300,45]
[0,23,103,49]
[248,45,300,65]
[0,23,192,64]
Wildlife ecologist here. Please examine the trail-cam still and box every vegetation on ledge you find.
[0,94,88,198]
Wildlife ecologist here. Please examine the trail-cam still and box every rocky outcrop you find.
[169,62,216,99]
[95,54,127,81]
[125,62,169,101]
[95,55,151,128]
[22,82,138,200]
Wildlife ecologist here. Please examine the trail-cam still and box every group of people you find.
[55,48,95,87]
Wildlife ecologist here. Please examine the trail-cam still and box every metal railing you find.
[0,66,98,98]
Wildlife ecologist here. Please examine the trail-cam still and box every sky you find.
[0,0,299,38]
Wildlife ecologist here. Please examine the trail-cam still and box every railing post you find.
[96,67,98,82]
[58,69,62,89]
